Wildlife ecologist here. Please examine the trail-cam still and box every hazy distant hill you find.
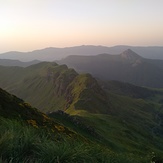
[59,49,163,88]
[0,59,40,67]
[0,45,163,61]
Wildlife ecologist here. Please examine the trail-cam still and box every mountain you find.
[0,59,40,67]
[0,87,74,136]
[1,88,118,163]
[1,45,163,61]
[58,49,163,88]
[49,81,163,160]
[2,87,163,162]
[1,62,163,161]
[0,62,110,113]
[99,80,158,99]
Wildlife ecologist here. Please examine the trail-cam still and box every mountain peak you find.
[120,49,142,62]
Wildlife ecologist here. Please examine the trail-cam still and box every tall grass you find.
[0,117,151,163]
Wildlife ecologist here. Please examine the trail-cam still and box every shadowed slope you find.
[59,49,163,88]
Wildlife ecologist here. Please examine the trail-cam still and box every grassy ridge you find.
[1,62,163,162]
[66,73,109,113]
[0,62,109,113]
[0,88,153,163]
[52,91,163,159]
[0,88,75,137]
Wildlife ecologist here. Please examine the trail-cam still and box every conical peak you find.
[120,49,142,61]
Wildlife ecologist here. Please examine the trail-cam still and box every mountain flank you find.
[2,87,162,162]
[0,62,110,113]
[1,63,163,162]
[0,87,75,136]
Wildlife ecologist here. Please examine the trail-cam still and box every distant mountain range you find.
[58,49,163,88]
[0,45,163,61]
[1,48,163,88]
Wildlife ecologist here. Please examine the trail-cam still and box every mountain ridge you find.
[0,87,76,136]
[0,62,110,113]
[1,45,163,61]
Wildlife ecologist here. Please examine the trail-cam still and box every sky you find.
[0,0,163,53]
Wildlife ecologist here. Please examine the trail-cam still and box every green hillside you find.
[48,91,163,163]
[1,62,163,162]
[0,62,109,113]
[1,88,163,162]
[49,80,163,160]
[0,87,74,136]
[0,88,121,163]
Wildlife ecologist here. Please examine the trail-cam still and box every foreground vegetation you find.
[0,117,155,163]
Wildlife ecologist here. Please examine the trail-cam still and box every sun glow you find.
[0,0,163,52]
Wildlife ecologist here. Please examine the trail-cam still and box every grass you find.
[63,92,163,157]
[0,117,154,163]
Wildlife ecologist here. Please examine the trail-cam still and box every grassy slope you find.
[49,82,163,158]
[1,63,163,161]
[0,63,109,113]
[0,87,75,136]
[0,88,151,163]
[58,93,163,157]
[65,73,110,113]
[0,88,118,163]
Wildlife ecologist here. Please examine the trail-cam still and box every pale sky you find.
[0,0,163,53]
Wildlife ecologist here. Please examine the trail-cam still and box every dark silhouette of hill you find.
[0,59,40,67]
[99,80,159,99]
[59,49,163,88]
[0,45,163,61]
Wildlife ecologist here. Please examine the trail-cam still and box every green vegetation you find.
[0,87,75,137]
[1,61,163,162]
[0,62,109,113]
[66,73,110,113]
[0,88,154,163]
[0,117,153,163]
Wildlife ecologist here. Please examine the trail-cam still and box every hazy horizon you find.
[1,0,163,53]
[1,44,163,54]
